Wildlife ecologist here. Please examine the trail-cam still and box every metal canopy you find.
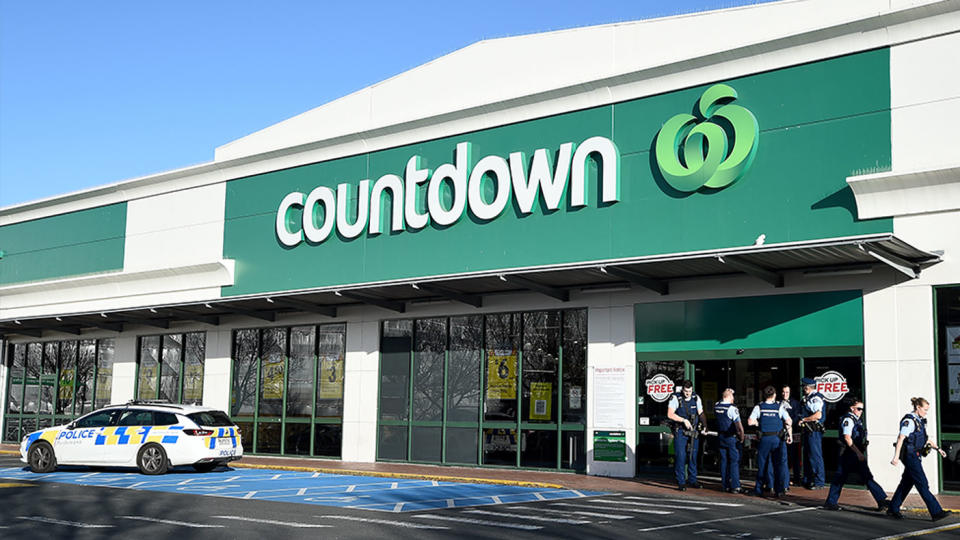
[0,234,941,339]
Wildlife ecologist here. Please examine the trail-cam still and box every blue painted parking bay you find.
[0,466,604,512]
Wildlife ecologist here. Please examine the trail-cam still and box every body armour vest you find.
[759,401,784,433]
[675,393,700,428]
[802,392,826,424]
[901,412,928,453]
[715,402,737,436]
[842,412,867,450]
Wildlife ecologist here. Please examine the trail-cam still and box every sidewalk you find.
[4,442,958,514]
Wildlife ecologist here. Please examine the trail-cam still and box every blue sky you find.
[0,0,776,208]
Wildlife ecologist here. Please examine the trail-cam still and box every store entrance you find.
[693,358,801,479]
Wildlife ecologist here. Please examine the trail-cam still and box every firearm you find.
[799,420,825,434]
[894,441,932,459]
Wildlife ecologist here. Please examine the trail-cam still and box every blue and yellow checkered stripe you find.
[205,427,238,450]
[94,426,181,446]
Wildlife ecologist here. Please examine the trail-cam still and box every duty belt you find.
[761,431,780,437]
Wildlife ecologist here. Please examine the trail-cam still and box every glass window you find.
[562,310,587,424]
[119,410,154,426]
[138,336,160,400]
[58,341,78,415]
[316,324,345,417]
[522,311,559,424]
[484,313,519,422]
[637,360,685,428]
[232,329,259,416]
[284,423,311,455]
[188,411,234,427]
[75,409,119,428]
[935,286,960,492]
[153,412,179,426]
[256,422,281,454]
[95,339,115,409]
[413,318,445,422]
[259,327,286,417]
[447,316,482,423]
[182,333,204,405]
[7,344,25,414]
[160,334,183,403]
[314,424,342,458]
[802,357,863,430]
[76,340,96,415]
[287,326,315,418]
[380,320,412,421]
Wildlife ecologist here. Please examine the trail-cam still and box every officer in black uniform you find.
[822,397,887,511]
[667,380,707,491]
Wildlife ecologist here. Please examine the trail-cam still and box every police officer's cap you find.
[800,377,816,386]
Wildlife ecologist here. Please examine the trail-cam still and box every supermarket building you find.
[2,0,960,493]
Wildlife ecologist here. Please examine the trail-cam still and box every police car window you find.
[187,411,233,427]
[118,410,153,426]
[153,412,179,426]
[75,410,118,428]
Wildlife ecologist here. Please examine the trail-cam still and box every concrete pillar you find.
[341,320,379,462]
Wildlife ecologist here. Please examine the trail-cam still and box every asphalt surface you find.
[1,454,959,540]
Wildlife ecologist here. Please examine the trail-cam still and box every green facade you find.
[0,203,127,286]
[223,49,893,297]
[634,290,864,357]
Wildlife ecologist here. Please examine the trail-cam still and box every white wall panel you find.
[202,328,232,413]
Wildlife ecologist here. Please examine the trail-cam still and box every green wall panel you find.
[0,203,126,286]
[223,49,892,297]
[634,290,864,354]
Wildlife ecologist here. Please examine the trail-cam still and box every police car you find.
[19,401,243,475]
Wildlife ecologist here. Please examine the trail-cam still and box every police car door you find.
[55,408,120,465]
[107,409,154,465]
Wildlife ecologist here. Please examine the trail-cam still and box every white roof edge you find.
[3,0,956,224]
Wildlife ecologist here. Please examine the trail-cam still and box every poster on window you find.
[948,327,960,358]
[529,381,552,420]
[138,366,156,399]
[949,364,960,404]
[318,355,344,399]
[59,368,75,400]
[262,357,284,399]
[486,350,517,400]
[594,366,626,428]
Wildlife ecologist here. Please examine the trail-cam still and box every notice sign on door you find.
[594,367,626,428]
[594,430,626,462]
[486,350,517,400]
[530,381,552,420]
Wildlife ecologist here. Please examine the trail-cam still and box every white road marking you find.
[177,478,195,485]
[78,472,100,478]
[312,472,322,478]
[431,480,439,486]
[625,496,743,507]
[413,514,542,530]
[446,499,455,508]
[530,505,638,519]
[390,482,399,489]
[345,485,356,492]
[591,499,708,511]
[492,496,503,504]
[17,516,113,528]
[210,516,331,528]
[271,474,282,480]
[393,503,404,512]
[694,528,721,534]
[871,522,960,540]
[127,482,148,489]
[242,491,257,499]
[316,515,448,529]
[117,516,224,528]
[637,507,816,532]
[570,490,586,497]
[463,509,591,525]
[534,492,546,501]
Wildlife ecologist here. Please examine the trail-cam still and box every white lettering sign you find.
[276,137,621,246]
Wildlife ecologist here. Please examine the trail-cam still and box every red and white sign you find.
[645,373,675,403]
[815,370,849,403]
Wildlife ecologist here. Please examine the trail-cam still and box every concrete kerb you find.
[230,462,565,489]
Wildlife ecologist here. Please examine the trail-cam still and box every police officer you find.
[887,397,953,521]
[798,377,826,489]
[747,385,793,497]
[823,397,887,511]
[715,388,745,493]
[667,380,706,491]
[781,384,802,487]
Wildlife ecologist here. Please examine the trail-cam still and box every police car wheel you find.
[192,462,218,473]
[137,443,169,475]
[28,441,57,473]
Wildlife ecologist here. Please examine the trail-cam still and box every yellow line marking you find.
[0,450,21,455]
[230,463,563,489]
[0,482,34,488]
[904,508,960,514]
[871,521,960,540]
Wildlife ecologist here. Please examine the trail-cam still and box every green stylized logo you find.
[654,84,759,192]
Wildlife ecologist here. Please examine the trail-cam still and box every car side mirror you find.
[66,422,76,430]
